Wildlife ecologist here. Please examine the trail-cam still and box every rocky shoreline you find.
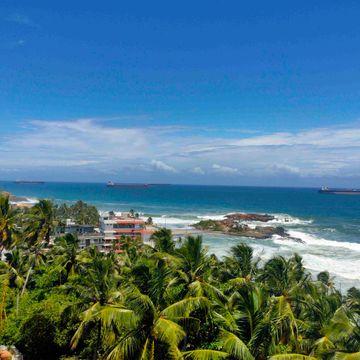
[193,213,303,242]
[1,191,35,208]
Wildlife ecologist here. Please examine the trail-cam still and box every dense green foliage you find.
[0,193,359,360]
[193,219,223,231]
[55,200,100,226]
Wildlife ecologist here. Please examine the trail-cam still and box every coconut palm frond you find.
[312,336,335,355]
[70,302,101,349]
[212,311,239,333]
[182,349,229,360]
[161,296,211,318]
[334,352,360,360]
[153,317,186,345]
[99,305,137,329]
[269,355,318,360]
[219,330,254,360]
[107,333,143,360]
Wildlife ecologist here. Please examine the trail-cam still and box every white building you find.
[100,211,150,252]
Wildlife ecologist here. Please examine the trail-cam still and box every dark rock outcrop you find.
[193,213,303,243]
[225,213,275,222]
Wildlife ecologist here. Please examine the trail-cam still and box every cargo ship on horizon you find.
[319,186,360,195]
[107,181,149,188]
[14,180,45,184]
[106,181,172,188]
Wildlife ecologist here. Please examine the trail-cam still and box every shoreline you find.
[1,187,359,290]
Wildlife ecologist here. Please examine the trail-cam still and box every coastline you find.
[0,191,38,208]
[1,181,359,290]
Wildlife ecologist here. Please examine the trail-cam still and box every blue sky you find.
[1,1,360,186]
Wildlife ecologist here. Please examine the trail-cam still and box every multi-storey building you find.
[78,233,104,251]
[99,212,151,252]
[55,212,152,253]
[63,219,96,235]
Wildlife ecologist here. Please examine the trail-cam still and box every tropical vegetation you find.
[0,193,359,360]
[55,200,100,226]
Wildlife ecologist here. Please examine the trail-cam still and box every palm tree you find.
[52,233,80,279]
[183,330,255,360]
[0,194,19,255]
[0,248,26,316]
[173,235,207,291]
[70,249,126,360]
[170,236,226,304]
[322,306,360,355]
[1,249,26,289]
[19,200,55,294]
[151,228,175,253]
[20,242,47,296]
[24,199,56,246]
[1,198,360,360]
[107,286,211,360]
[222,243,258,280]
[259,256,293,295]
[71,247,210,360]
[10,201,55,297]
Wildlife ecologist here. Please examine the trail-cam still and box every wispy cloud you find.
[1,118,360,183]
[5,39,26,49]
[212,164,239,174]
[15,39,25,46]
[191,167,205,175]
[6,13,38,27]
[151,160,177,173]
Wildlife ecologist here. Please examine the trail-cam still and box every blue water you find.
[1,181,359,289]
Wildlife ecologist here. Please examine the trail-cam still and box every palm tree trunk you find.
[21,266,33,296]
[16,291,20,315]
[93,319,102,360]
[0,278,8,331]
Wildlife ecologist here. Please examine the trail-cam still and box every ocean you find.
[1,181,359,290]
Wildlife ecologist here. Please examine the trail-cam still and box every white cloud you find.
[269,164,301,175]
[1,118,360,183]
[16,39,25,46]
[192,167,205,175]
[6,13,38,27]
[212,164,239,174]
[151,160,177,173]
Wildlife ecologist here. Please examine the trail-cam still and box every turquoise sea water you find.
[1,181,359,289]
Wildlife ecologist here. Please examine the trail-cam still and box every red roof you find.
[114,218,145,224]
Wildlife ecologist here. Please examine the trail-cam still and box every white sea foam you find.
[197,214,227,221]
[301,253,360,281]
[10,196,38,205]
[147,212,360,284]
[24,197,38,204]
[150,212,312,229]
[202,235,278,260]
[200,212,312,226]
[267,214,313,226]
[323,228,337,233]
[151,213,228,228]
[150,215,197,228]
[270,230,360,281]
[287,230,360,252]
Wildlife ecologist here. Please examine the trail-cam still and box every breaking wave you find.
[287,230,360,252]
[150,212,312,229]
[149,212,360,285]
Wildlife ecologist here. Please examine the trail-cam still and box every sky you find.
[1,1,360,186]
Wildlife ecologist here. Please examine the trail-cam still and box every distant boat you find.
[319,186,360,195]
[107,181,149,188]
[148,183,172,186]
[14,180,45,184]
